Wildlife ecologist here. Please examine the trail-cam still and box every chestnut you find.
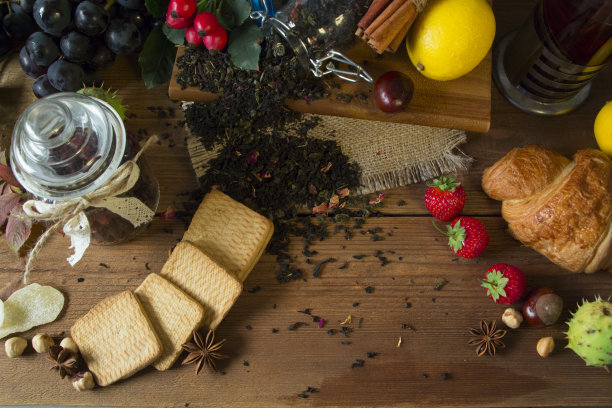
[522,286,563,327]
[374,71,414,113]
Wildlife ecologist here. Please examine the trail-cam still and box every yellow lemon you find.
[595,101,612,157]
[406,0,495,81]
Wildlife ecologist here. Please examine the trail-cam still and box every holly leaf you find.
[6,208,31,253]
[0,188,21,226]
[145,0,170,18]
[139,25,178,89]
[216,0,251,29]
[228,22,264,70]
[162,25,186,45]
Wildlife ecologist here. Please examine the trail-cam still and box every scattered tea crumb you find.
[432,298,436,302]
[306,387,317,393]
[397,200,406,206]
[248,286,261,294]
[351,359,365,368]
[434,279,449,291]
[364,286,374,293]
[99,263,109,268]
[404,302,412,308]
[327,329,337,335]
[288,322,308,331]
[272,328,279,333]
[313,258,335,277]
[341,341,351,345]
[422,373,429,379]
[145,262,151,271]
[338,262,348,269]
[245,325,252,330]
[312,316,321,322]
[352,302,360,307]
[366,352,378,358]
[352,254,366,260]
[77,277,84,283]
[273,304,277,309]
[297,393,308,399]
[378,256,389,266]
[401,324,416,331]
[357,317,363,328]
[298,308,312,315]
[398,256,403,261]
[243,360,249,367]
[441,373,450,380]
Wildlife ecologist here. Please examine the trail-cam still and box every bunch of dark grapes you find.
[2,0,155,98]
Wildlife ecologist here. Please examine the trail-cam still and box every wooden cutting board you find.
[168,41,492,133]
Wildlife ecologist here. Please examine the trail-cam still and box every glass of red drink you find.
[493,0,612,115]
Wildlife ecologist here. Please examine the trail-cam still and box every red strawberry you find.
[424,176,465,221]
[481,264,526,304]
[434,216,489,258]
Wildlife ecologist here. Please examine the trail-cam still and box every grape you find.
[3,12,36,40]
[117,0,143,10]
[26,31,60,66]
[60,31,93,63]
[47,59,84,91]
[32,74,59,98]
[105,20,141,55]
[124,10,147,29]
[88,43,115,70]
[18,46,47,78]
[32,0,71,35]
[20,0,36,13]
[74,1,109,37]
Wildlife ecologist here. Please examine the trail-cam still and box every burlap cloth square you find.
[186,113,472,194]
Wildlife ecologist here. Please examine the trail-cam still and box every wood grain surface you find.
[0,1,611,407]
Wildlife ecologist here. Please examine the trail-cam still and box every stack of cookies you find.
[70,190,274,386]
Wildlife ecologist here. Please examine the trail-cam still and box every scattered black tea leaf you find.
[77,277,84,283]
[364,286,374,293]
[99,263,109,269]
[401,324,416,330]
[434,279,449,291]
[338,262,349,270]
[248,286,261,294]
[341,341,351,345]
[353,254,366,260]
[288,322,308,331]
[351,359,365,368]
[313,258,335,278]
[366,352,378,358]
[352,302,360,307]
[245,325,252,330]
[298,309,312,315]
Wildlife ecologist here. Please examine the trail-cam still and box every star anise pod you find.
[181,329,227,374]
[47,345,78,379]
[468,319,507,357]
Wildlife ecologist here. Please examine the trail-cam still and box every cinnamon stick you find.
[357,0,392,31]
[368,1,417,53]
[364,0,407,37]
[386,8,417,52]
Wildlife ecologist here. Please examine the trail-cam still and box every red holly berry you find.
[203,25,227,51]
[194,11,218,37]
[424,176,465,221]
[185,26,201,46]
[481,264,526,304]
[166,8,194,29]
[168,0,197,19]
[434,216,489,259]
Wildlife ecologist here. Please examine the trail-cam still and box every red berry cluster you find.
[165,0,227,51]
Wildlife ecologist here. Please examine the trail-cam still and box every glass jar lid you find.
[10,93,126,201]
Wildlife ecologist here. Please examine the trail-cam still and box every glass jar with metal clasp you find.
[249,0,373,83]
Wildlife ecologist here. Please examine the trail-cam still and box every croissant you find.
[482,145,612,273]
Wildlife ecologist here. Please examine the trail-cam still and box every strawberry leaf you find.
[481,270,509,301]
[446,221,466,253]
[6,208,31,252]
[0,188,22,226]
[430,176,460,191]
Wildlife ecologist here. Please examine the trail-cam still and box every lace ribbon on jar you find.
[21,136,159,283]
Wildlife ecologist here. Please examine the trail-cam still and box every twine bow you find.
[21,136,159,283]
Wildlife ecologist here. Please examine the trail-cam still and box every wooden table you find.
[1,1,611,406]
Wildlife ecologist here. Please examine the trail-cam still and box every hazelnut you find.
[32,333,54,353]
[5,337,27,358]
[73,371,95,391]
[501,307,523,329]
[60,337,79,354]
[537,336,555,358]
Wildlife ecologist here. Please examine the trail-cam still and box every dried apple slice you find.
[0,283,64,339]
